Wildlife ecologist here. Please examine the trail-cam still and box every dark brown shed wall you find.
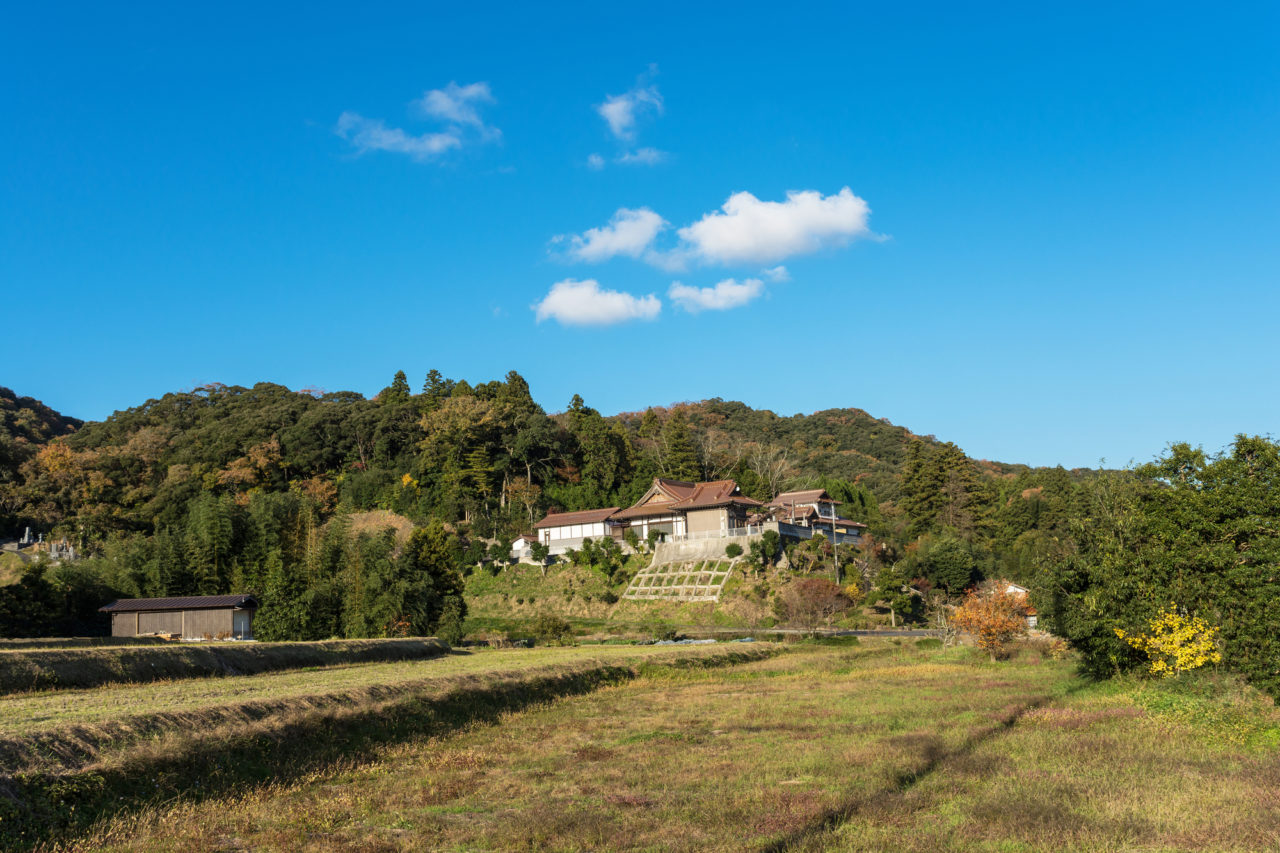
[181,609,233,639]
[138,611,183,635]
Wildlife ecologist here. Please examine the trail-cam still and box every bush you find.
[435,596,465,646]
[601,590,619,605]
[1115,605,1222,678]
[779,578,853,634]
[530,614,574,645]
[725,543,743,559]
[953,586,1028,661]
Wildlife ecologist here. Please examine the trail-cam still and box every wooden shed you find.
[99,594,259,640]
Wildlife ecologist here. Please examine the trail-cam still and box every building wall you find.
[109,608,252,639]
[138,610,183,635]
[686,508,727,535]
[540,521,607,543]
[182,608,234,639]
[111,612,138,637]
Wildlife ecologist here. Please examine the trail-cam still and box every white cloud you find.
[534,278,661,326]
[334,111,461,161]
[338,81,499,161]
[762,265,791,282]
[616,147,666,166]
[415,82,494,128]
[597,71,663,141]
[668,278,765,313]
[557,207,667,263]
[677,187,873,265]
[586,153,605,170]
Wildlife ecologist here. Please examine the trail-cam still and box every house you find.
[611,478,763,541]
[533,507,622,554]
[532,478,768,554]
[99,594,259,640]
[765,489,868,539]
[509,534,538,561]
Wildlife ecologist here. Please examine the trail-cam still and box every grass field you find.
[0,636,451,694]
[43,639,1280,852]
[0,641,777,849]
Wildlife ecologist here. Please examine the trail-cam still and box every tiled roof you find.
[677,480,758,509]
[533,507,620,528]
[615,479,761,518]
[99,594,259,613]
[611,504,682,520]
[769,489,838,507]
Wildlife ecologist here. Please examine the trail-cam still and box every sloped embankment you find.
[0,637,450,694]
[0,644,780,849]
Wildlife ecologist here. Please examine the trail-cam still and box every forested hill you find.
[0,372,1062,545]
[1,387,82,518]
[626,399,1038,500]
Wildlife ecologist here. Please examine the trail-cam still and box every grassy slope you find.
[0,551,24,586]
[465,559,797,637]
[84,642,1280,853]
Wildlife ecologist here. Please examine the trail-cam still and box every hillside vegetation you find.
[4,375,1280,709]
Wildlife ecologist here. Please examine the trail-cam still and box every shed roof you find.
[99,594,259,613]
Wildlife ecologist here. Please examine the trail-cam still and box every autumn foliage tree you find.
[780,577,852,634]
[952,585,1028,661]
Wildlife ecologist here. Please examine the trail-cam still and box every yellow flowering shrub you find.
[1115,605,1223,677]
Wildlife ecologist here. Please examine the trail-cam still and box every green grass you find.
[0,551,25,585]
[74,644,1280,853]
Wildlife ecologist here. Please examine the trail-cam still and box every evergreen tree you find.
[661,410,700,481]
[383,370,411,404]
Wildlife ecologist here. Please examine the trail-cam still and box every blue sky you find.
[4,2,1277,469]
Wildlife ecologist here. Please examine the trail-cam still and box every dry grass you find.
[70,642,1280,853]
[0,637,451,694]
[0,637,169,651]
[1,643,781,849]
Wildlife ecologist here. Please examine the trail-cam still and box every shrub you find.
[435,596,466,646]
[725,543,743,559]
[779,578,852,634]
[530,614,574,645]
[601,590,619,605]
[1115,605,1222,678]
[953,587,1028,661]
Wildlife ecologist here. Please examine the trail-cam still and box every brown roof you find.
[614,479,762,519]
[533,507,620,529]
[611,504,680,520]
[99,594,259,613]
[769,489,839,507]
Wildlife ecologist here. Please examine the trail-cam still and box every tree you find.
[1114,604,1222,678]
[780,577,851,634]
[919,535,976,593]
[659,410,700,481]
[530,541,551,577]
[748,529,782,572]
[383,370,411,405]
[868,562,921,627]
[952,585,1028,661]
